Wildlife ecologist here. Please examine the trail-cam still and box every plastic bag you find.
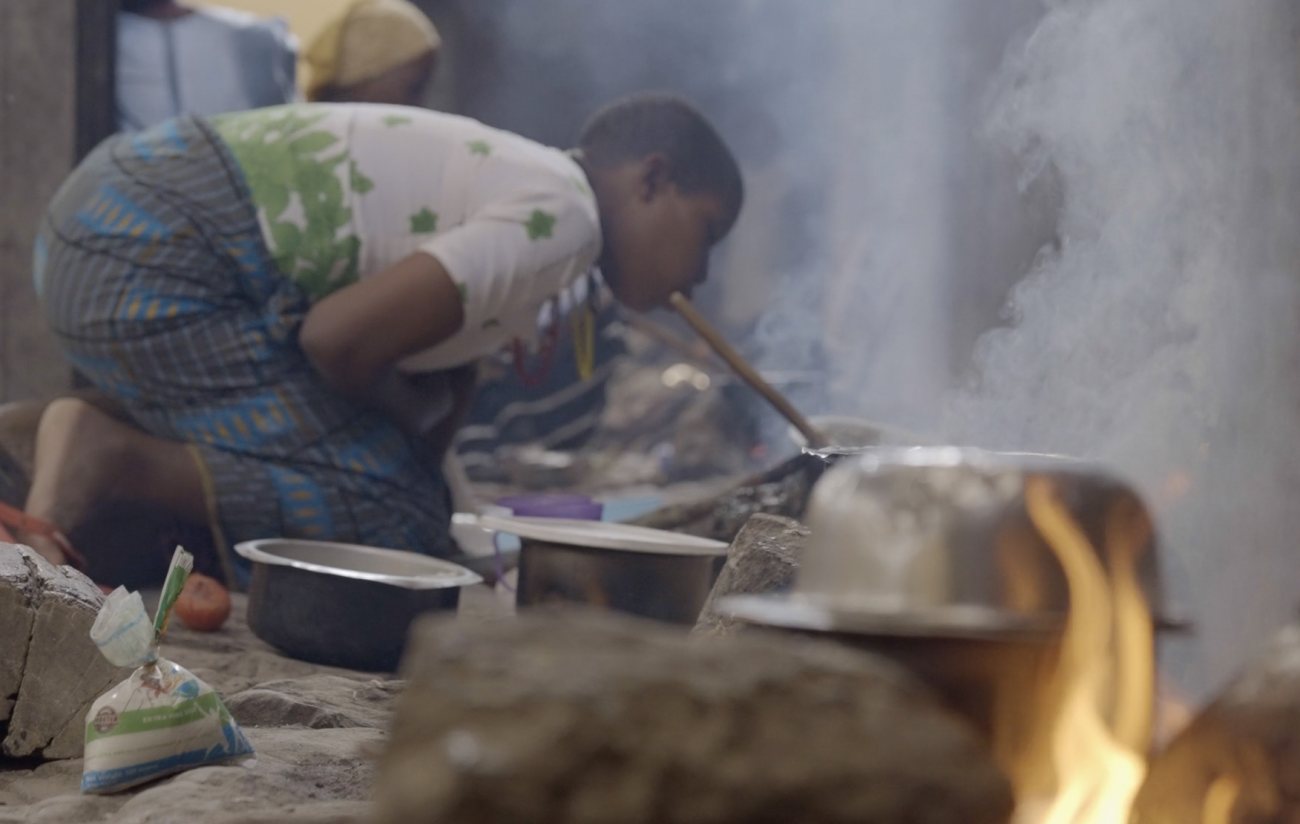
[81,547,254,794]
[90,587,155,668]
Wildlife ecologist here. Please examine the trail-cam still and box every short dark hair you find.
[578,93,744,218]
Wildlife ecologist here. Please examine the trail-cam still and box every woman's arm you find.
[298,251,465,429]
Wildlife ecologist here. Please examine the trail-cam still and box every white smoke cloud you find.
[444,0,1300,698]
[946,0,1300,699]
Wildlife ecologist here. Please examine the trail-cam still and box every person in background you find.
[300,0,625,485]
[304,0,441,108]
[116,0,299,132]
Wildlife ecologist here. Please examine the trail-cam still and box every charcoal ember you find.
[629,453,822,543]
[1134,624,1300,823]
[1,543,128,759]
[372,609,1014,824]
[693,514,809,638]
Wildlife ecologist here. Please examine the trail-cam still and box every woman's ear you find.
[639,153,673,202]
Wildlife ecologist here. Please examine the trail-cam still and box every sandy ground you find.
[0,583,514,824]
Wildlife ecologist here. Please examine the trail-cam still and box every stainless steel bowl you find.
[516,540,724,625]
[234,539,481,672]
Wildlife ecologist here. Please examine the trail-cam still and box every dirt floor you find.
[0,583,513,824]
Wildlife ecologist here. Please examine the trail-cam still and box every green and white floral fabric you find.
[212,103,601,371]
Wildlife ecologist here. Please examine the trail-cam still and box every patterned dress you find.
[34,106,601,588]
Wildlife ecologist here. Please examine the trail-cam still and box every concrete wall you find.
[0,0,116,403]
[0,1,78,403]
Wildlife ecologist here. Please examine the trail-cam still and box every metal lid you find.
[478,515,729,557]
[234,539,482,590]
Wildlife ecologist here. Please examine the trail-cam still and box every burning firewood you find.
[1133,623,1300,824]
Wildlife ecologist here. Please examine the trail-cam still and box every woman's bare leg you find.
[15,398,208,565]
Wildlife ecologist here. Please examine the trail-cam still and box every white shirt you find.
[212,103,603,371]
[117,7,299,131]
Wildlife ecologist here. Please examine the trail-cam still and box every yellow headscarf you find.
[304,0,441,101]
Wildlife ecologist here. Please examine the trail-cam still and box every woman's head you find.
[306,0,441,107]
[578,93,744,312]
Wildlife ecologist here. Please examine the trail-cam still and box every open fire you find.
[1013,476,1152,823]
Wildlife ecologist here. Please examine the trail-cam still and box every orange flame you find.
[1201,775,1240,824]
[1016,477,1152,824]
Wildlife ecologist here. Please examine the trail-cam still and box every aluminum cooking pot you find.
[480,515,729,626]
[235,539,481,672]
[728,446,1177,634]
[721,446,1182,773]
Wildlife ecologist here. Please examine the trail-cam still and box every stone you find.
[226,675,402,730]
[693,514,809,638]
[0,547,37,722]
[1133,623,1300,823]
[0,543,128,759]
[371,609,1014,824]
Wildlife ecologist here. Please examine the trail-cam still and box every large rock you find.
[693,514,808,638]
[371,609,1014,824]
[1134,623,1300,823]
[0,543,128,759]
[0,548,37,721]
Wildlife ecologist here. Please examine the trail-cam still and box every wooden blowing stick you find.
[669,292,830,450]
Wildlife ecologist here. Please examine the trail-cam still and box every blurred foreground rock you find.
[693,514,808,638]
[1,543,127,759]
[1134,624,1300,823]
[372,609,1014,824]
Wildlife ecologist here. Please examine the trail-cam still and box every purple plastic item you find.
[496,494,604,521]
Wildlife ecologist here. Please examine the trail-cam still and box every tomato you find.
[174,573,232,632]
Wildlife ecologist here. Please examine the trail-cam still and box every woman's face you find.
[335,51,437,108]
[596,156,737,312]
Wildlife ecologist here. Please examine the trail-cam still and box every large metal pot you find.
[480,515,728,626]
[721,447,1181,783]
[234,539,481,672]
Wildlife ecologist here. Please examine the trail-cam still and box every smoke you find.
[442,0,1300,698]
[440,0,1049,444]
[946,0,1300,699]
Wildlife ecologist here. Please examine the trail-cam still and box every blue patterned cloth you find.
[35,115,453,589]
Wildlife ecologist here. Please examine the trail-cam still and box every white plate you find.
[478,515,728,557]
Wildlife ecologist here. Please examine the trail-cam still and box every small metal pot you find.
[516,539,723,626]
[721,447,1182,782]
[235,539,481,672]
[480,515,729,626]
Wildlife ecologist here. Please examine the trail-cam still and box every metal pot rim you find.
[719,593,1063,642]
[234,538,482,590]
[803,445,1127,477]
[479,515,728,557]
